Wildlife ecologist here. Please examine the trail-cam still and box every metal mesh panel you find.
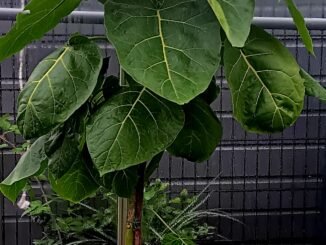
[0,1,326,244]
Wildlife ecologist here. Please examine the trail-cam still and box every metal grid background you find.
[0,0,326,244]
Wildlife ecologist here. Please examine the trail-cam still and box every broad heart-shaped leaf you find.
[102,166,139,198]
[208,0,255,48]
[104,0,221,104]
[49,156,99,203]
[285,0,314,55]
[0,0,82,62]
[224,26,305,133]
[86,86,185,176]
[0,136,48,202]
[17,35,102,139]
[300,69,326,102]
[168,98,222,162]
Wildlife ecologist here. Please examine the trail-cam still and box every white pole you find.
[18,0,25,91]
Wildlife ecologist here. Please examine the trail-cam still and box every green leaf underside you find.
[17,36,102,139]
[300,69,326,102]
[224,26,305,133]
[208,0,255,48]
[162,233,195,245]
[86,86,185,176]
[0,0,82,62]
[168,98,222,162]
[50,156,98,203]
[0,136,48,202]
[285,0,314,55]
[104,0,221,104]
[102,166,139,198]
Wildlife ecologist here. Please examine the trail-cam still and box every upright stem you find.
[125,163,146,245]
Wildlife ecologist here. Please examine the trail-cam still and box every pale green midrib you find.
[26,47,70,107]
[156,10,179,100]
[103,88,146,171]
[239,50,285,128]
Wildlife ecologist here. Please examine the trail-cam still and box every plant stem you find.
[0,134,16,148]
[125,163,146,245]
[88,36,109,42]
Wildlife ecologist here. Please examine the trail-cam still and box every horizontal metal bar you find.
[254,16,326,30]
[1,7,326,30]
[0,8,105,24]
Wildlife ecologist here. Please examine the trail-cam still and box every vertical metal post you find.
[117,67,128,245]
[117,198,128,245]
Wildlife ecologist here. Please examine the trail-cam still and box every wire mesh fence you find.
[0,1,326,244]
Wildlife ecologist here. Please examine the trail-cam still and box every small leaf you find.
[0,144,8,149]
[162,233,195,245]
[0,0,82,62]
[208,0,255,47]
[300,68,326,102]
[86,86,184,176]
[102,166,139,198]
[285,0,314,55]
[104,0,221,104]
[168,98,222,162]
[17,35,102,139]
[49,156,99,203]
[0,136,48,202]
[198,78,220,104]
[224,26,305,133]
[0,115,13,132]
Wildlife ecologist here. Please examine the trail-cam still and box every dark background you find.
[0,0,326,244]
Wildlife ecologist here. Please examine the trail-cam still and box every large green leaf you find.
[0,136,48,202]
[104,0,221,104]
[285,0,314,55]
[17,36,102,139]
[49,156,99,203]
[0,0,82,62]
[102,166,139,198]
[168,98,222,162]
[208,0,255,47]
[300,69,326,102]
[86,86,185,176]
[224,26,305,133]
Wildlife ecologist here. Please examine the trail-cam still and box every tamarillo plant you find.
[0,0,325,244]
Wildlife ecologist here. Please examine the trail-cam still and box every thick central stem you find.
[126,163,146,245]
